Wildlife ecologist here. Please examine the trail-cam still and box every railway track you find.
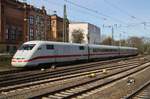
[0,56,149,99]
[0,58,140,90]
[0,61,139,92]
[0,55,143,76]
[124,80,150,99]
[0,56,144,88]
[0,57,130,77]
[34,61,150,99]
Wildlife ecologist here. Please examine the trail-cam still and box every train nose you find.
[11,58,28,67]
[11,50,30,67]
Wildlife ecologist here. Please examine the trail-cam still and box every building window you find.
[29,28,34,40]
[5,25,16,40]
[6,46,10,52]
[29,16,34,25]
[16,27,22,40]
[47,19,50,30]
[58,32,63,38]
[52,20,56,27]
[11,26,16,40]
[5,24,24,41]
[5,26,9,40]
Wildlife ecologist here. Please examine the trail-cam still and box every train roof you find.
[24,40,86,46]
[24,41,137,50]
[89,44,137,50]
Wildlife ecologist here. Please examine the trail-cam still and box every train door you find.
[54,45,57,63]
[87,45,90,61]
[63,45,71,62]
[55,44,63,62]
[80,46,85,60]
[44,44,55,63]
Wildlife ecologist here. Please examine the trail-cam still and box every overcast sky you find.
[21,0,150,40]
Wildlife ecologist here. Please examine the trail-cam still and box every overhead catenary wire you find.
[67,5,107,21]
[64,0,128,25]
[26,0,150,38]
[64,0,150,38]
[103,0,150,33]
[104,0,137,19]
[38,0,148,28]
[44,0,106,22]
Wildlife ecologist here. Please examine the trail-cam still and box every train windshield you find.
[18,44,35,50]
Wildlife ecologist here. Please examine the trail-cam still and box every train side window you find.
[79,46,84,50]
[46,45,54,50]
[37,47,42,50]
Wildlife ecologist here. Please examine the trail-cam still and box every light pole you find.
[120,31,127,46]
[87,33,90,60]
[103,24,117,45]
[119,33,121,47]
[23,0,28,42]
[63,4,67,42]
[111,26,114,45]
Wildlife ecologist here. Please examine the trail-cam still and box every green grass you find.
[0,56,12,68]
[0,60,11,67]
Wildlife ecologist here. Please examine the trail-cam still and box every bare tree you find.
[72,29,84,43]
[141,37,150,54]
[127,36,144,54]
[101,36,113,45]
[127,37,143,47]
[114,40,127,46]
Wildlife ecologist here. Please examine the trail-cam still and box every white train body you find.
[11,41,138,67]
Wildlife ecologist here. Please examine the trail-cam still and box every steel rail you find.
[1,60,149,99]
[0,58,142,88]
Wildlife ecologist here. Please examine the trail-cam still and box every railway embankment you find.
[0,54,14,71]
[82,62,150,99]
[0,55,150,99]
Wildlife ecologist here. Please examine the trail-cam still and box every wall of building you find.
[0,1,2,43]
[88,23,101,44]
[5,3,24,43]
[28,8,50,41]
[0,0,5,44]
[0,0,69,53]
[0,0,50,53]
[57,17,64,41]
[50,15,69,42]
[51,15,57,41]
[69,22,101,44]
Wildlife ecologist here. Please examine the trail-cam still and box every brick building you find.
[50,15,69,42]
[0,0,69,53]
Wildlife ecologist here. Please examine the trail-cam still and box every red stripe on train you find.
[12,52,132,62]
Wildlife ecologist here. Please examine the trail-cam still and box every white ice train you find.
[11,41,138,67]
